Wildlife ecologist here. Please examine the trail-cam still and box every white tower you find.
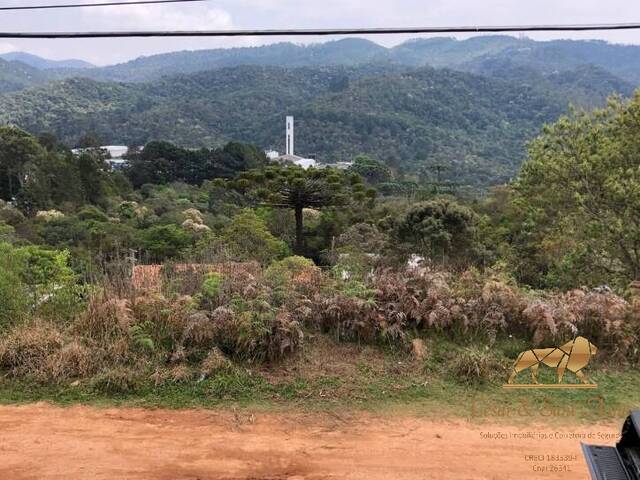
[286,116,294,156]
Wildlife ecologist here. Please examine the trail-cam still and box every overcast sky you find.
[0,0,639,65]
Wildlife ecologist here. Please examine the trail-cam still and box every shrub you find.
[264,256,322,300]
[76,205,109,222]
[214,297,304,362]
[220,210,289,265]
[11,244,76,309]
[0,320,64,380]
[138,224,193,260]
[91,367,140,394]
[44,340,95,381]
[451,348,502,385]
[201,347,232,377]
[198,272,223,309]
[0,243,29,327]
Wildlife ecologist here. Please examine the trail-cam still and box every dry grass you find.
[0,260,637,389]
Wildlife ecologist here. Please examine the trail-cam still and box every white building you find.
[71,145,142,170]
[273,116,317,169]
[265,150,280,160]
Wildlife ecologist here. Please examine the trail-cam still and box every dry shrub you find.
[91,367,140,394]
[523,300,563,344]
[44,340,95,381]
[75,296,133,342]
[132,293,193,348]
[264,256,324,298]
[298,294,380,342]
[451,348,504,385]
[180,311,219,353]
[163,364,194,384]
[201,347,232,376]
[299,266,638,363]
[0,320,64,379]
[268,311,305,359]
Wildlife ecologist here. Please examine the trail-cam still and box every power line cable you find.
[0,22,639,38]
[0,0,206,11]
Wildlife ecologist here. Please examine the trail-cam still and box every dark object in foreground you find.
[582,411,640,479]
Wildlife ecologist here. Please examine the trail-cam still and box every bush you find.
[138,224,193,260]
[76,205,109,222]
[198,272,223,309]
[91,367,140,394]
[0,320,64,381]
[451,348,502,385]
[0,243,29,327]
[264,255,322,299]
[220,210,289,265]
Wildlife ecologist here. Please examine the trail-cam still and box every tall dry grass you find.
[0,257,637,389]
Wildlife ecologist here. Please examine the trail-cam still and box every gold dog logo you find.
[503,336,598,389]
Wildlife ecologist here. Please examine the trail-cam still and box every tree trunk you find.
[294,205,304,254]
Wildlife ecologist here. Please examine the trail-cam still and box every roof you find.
[273,154,317,169]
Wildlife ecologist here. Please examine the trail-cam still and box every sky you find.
[0,0,639,65]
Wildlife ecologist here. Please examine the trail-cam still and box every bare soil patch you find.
[0,403,619,479]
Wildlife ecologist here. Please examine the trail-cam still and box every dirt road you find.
[0,403,619,479]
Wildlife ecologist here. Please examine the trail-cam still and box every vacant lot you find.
[0,403,619,480]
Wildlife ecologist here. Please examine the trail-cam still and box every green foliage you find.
[220,209,289,265]
[0,221,15,243]
[198,272,223,309]
[230,166,372,254]
[138,224,193,260]
[0,126,46,201]
[12,245,75,298]
[514,93,640,288]
[0,65,578,187]
[0,243,82,326]
[0,243,30,328]
[125,140,267,188]
[76,205,109,222]
[349,154,392,184]
[130,322,155,352]
[397,198,479,265]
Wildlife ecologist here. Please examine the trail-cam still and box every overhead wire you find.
[0,23,639,38]
[0,0,206,11]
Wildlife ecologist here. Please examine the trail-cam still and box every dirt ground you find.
[0,403,619,479]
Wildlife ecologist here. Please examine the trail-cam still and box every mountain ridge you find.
[0,52,94,70]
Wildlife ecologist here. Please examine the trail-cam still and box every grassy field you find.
[1,334,638,423]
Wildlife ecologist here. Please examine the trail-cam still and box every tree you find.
[76,132,103,149]
[8,244,75,310]
[0,126,46,201]
[17,148,116,214]
[514,94,640,288]
[348,155,392,184]
[125,141,267,188]
[138,224,193,260]
[229,166,371,254]
[220,209,289,264]
[397,198,478,265]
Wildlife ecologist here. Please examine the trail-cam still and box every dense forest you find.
[12,36,640,84]
[0,36,637,187]
[0,63,632,186]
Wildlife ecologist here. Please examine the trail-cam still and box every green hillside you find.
[0,58,51,94]
[51,37,640,85]
[1,63,621,185]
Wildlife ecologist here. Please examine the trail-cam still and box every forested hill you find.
[0,58,51,94]
[50,37,640,84]
[0,63,630,186]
